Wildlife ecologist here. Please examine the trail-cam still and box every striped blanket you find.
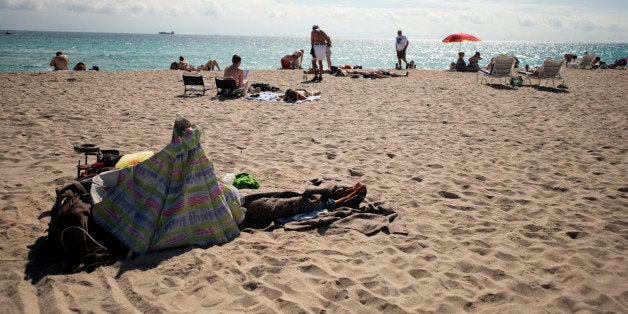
[91,114,245,254]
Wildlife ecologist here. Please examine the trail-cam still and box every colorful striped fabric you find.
[91,114,245,254]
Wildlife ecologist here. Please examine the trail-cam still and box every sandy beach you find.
[0,68,626,313]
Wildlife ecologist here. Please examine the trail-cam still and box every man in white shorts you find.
[310,25,332,82]
[395,30,409,69]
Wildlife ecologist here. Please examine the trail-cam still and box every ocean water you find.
[0,31,626,72]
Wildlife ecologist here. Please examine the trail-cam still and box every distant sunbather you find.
[607,58,627,69]
[523,57,553,76]
[467,52,482,72]
[450,52,468,71]
[280,53,300,69]
[347,69,409,78]
[278,89,321,101]
[564,53,578,63]
[73,62,87,71]
[177,55,198,71]
[198,60,220,71]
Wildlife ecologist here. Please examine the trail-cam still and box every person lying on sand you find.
[607,58,627,69]
[198,60,220,71]
[277,89,321,101]
[177,56,198,71]
[346,69,409,79]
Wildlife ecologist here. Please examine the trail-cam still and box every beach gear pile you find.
[47,114,404,273]
[50,114,245,272]
[90,115,245,255]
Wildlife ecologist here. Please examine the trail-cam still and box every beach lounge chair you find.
[182,72,212,95]
[215,76,244,97]
[517,59,565,89]
[478,55,516,86]
[577,53,596,69]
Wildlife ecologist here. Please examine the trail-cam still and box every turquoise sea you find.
[0,31,626,72]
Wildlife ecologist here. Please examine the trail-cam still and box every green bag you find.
[232,172,260,189]
[510,76,523,87]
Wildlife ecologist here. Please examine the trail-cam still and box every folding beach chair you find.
[517,59,565,89]
[182,72,212,95]
[215,76,244,97]
[478,55,516,87]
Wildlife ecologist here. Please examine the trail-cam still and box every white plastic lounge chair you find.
[517,59,565,89]
[478,55,516,86]
[578,53,596,69]
[182,72,212,95]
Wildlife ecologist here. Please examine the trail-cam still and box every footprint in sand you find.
[438,191,460,199]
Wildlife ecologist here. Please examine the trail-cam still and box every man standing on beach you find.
[311,25,331,82]
[50,51,69,71]
[395,30,409,69]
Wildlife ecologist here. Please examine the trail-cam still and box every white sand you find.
[0,68,626,312]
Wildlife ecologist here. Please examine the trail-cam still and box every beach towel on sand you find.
[90,114,245,254]
[245,91,321,103]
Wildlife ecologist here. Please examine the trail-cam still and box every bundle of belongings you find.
[250,82,280,92]
[48,114,406,273]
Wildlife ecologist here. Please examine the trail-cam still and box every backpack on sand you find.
[49,181,127,273]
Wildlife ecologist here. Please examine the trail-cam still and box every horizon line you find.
[3,29,628,44]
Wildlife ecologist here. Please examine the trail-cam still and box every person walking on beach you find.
[224,54,248,89]
[50,51,69,71]
[310,25,332,82]
[395,30,409,69]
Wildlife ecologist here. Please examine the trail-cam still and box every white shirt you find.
[396,35,408,51]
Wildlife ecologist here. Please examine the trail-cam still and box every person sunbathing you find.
[523,57,553,76]
[177,55,198,71]
[346,69,409,78]
[607,58,627,69]
[278,89,321,101]
[73,62,87,71]
[280,53,300,69]
[198,59,220,71]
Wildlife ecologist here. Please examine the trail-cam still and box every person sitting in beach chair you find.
[215,76,244,97]
[224,54,248,90]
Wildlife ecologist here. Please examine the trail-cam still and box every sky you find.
[1,0,627,42]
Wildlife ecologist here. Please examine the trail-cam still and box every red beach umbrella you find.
[442,33,481,51]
